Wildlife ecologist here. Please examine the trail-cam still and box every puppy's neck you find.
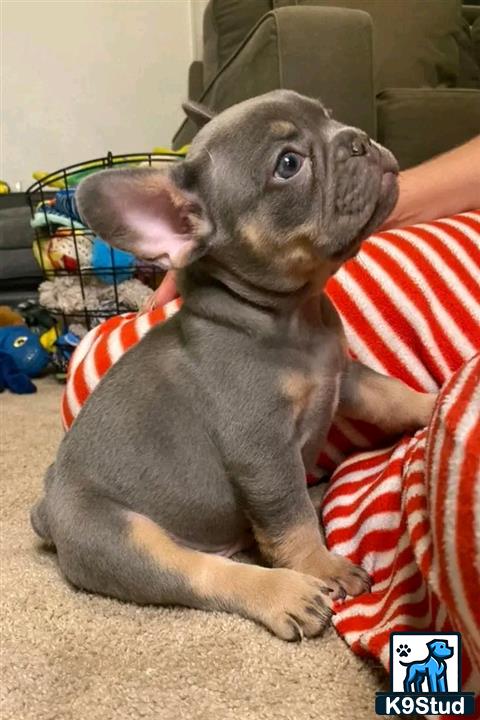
[178,257,336,335]
[181,257,322,309]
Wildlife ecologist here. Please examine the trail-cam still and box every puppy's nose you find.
[335,130,372,160]
[350,134,371,156]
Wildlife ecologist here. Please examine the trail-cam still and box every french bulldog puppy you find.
[31,91,435,640]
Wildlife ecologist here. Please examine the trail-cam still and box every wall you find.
[190,0,208,59]
[2,0,202,189]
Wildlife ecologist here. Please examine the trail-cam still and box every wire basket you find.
[26,151,182,333]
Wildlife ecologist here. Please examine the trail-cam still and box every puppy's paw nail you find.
[286,615,304,642]
[332,581,347,600]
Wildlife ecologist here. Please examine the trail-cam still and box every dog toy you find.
[53,190,82,222]
[0,306,25,327]
[15,300,57,334]
[31,189,137,280]
[0,327,50,376]
[0,352,36,394]
[38,326,59,354]
[0,326,51,393]
[51,331,81,378]
[38,276,153,330]
[92,236,135,284]
[33,229,93,273]
[152,145,189,156]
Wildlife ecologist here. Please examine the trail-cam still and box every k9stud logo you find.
[375,632,476,716]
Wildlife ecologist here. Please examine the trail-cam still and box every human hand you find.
[142,271,178,311]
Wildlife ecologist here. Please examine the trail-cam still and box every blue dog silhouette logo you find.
[375,632,476,715]
[390,632,460,694]
[399,639,453,693]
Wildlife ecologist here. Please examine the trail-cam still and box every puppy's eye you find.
[274,151,304,180]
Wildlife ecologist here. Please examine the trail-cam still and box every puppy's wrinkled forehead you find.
[188,90,331,159]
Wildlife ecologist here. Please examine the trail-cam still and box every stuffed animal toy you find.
[0,306,24,327]
[0,326,50,394]
[0,305,57,393]
[32,229,92,273]
[15,300,57,335]
[0,352,36,394]
[38,276,153,330]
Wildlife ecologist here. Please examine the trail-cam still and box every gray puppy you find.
[31,91,435,640]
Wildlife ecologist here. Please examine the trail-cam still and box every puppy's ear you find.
[182,100,215,129]
[76,165,210,270]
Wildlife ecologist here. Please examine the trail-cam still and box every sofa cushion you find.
[0,206,33,250]
[377,87,480,169]
[203,0,272,86]
[457,12,480,88]
[0,249,41,281]
[174,7,376,149]
[274,0,463,91]
[472,14,480,69]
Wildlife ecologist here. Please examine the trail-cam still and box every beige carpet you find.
[1,377,387,720]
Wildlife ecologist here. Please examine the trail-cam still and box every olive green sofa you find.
[173,0,480,169]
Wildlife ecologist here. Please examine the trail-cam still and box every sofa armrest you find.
[377,88,480,169]
[188,61,204,101]
[173,6,375,149]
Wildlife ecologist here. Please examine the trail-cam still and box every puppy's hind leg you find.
[53,496,332,641]
[30,464,56,547]
[31,498,52,545]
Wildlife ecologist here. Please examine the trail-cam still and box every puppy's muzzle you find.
[323,127,399,261]
[333,128,398,174]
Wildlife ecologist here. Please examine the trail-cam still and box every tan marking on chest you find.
[280,371,317,422]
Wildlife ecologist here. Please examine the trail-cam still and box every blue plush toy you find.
[92,236,135,284]
[0,326,50,393]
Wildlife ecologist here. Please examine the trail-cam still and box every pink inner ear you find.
[125,210,195,269]
[122,184,197,269]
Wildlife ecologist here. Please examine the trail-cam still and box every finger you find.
[144,271,178,310]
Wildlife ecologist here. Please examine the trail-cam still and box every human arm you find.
[382,135,480,230]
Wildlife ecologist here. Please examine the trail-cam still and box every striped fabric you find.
[322,211,480,704]
[429,356,480,672]
[323,356,480,703]
[62,212,480,698]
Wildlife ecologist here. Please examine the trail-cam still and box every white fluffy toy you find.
[39,276,153,329]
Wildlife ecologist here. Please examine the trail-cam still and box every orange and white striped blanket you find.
[62,211,480,700]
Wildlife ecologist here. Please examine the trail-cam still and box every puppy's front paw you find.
[255,568,332,641]
[319,554,371,600]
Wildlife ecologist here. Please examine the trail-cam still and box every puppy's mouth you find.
[330,168,399,262]
[357,170,398,238]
